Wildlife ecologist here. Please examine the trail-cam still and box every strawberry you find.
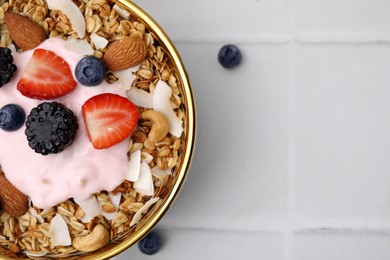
[17,49,77,99]
[82,93,139,149]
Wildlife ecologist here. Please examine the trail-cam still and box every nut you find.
[8,243,19,253]
[75,206,85,220]
[132,131,147,143]
[4,12,47,50]
[101,202,116,213]
[0,174,28,218]
[72,224,109,252]
[141,110,170,143]
[138,68,153,79]
[103,35,147,71]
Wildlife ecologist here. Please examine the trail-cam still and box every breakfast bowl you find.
[0,0,195,258]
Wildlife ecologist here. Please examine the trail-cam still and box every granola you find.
[0,0,185,257]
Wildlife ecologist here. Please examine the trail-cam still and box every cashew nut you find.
[141,110,170,143]
[72,224,109,252]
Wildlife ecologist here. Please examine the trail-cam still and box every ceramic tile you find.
[155,42,290,229]
[295,0,390,34]
[132,0,290,42]
[293,44,390,221]
[293,232,390,260]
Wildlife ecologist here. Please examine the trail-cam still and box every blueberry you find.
[138,231,161,255]
[218,44,242,69]
[0,104,25,131]
[75,56,105,86]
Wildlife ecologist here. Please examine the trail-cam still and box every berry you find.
[0,104,25,131]
[218,44,242,69]
[17,49,77,100]
[82,93,139,149]
[0,47,17,87]
[25,102,78,155]
[138,231,161,255]
[75,56,105,86]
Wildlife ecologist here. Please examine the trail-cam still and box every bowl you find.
[0,0,195,259]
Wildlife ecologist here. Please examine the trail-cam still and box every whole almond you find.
[0,174,28,217]
[103,36,147,71]
[4,12,47,51]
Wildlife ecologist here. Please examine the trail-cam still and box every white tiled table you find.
[117,1,390,259]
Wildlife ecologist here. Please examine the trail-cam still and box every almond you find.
[103,36,147,71]
[4,12,47,51]
[0,174,28,217]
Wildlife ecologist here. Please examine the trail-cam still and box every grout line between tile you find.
[173,34,390,45]
[159,223,390,234]
[172,35,291,45]
[284,45,295,260]
[160,221,290,233]
[285,0,297,259]
[157,226,285,234]
[294,221,390,233]
[294,33,390,44]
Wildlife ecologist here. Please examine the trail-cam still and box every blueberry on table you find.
[0,104,25,131]
[75,56,105,86]
[218,44,242,69]
[138,231,161,255]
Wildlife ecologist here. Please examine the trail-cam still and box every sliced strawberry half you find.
[17,49,77,99]
[82,93,139,149]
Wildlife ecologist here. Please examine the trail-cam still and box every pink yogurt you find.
[0,38,129,209]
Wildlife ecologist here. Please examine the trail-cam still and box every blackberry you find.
[0,47,17,87]
[25,102,78,155]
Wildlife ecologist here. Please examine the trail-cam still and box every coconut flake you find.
[151,166,171,187]
[130,197,160,227]
[74,196,102,223]
[146,33,154,47]
[65,38,93,55]
[24,251,47,257]
[49,214,71,246]
[151,166,172,179]
[29,207,44,224]
[115,64,141,90]
[8,44,16,53]
[110,193,122,209]
[91,32,109,50]
[134,162,154,196]
[142,153,154,164]
[125,150,141,182]
[98,192,122,221]
[113,4,131,19]
[153,81,183,137]
[127,87,153,108]
[46,0,85,38]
